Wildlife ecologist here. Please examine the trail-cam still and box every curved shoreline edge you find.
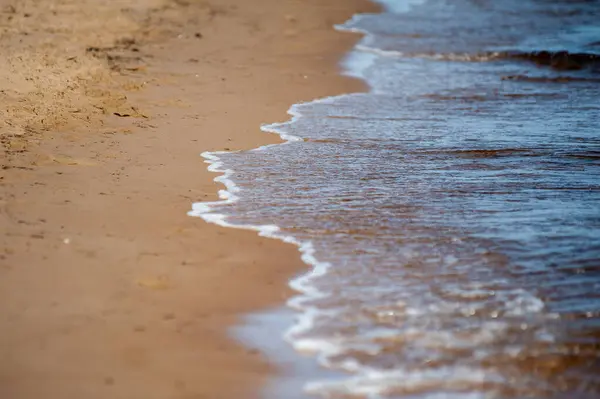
[187,11,382,399]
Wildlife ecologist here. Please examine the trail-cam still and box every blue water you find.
[193,0,600,397]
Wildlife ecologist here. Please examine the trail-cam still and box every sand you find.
[0,0,375,398]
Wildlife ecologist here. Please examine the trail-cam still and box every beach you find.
[0,0,375,398]
[4,0,599,397]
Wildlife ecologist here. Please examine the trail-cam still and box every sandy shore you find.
[0,0,375,398]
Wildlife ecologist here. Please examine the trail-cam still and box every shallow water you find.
[192,0,600,397]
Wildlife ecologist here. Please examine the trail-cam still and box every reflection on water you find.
[196,0,600,397]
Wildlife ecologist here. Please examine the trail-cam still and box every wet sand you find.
[0,0,375,398]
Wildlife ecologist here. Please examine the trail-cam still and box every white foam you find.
[353,44,503,62]
[305,365,500,399]
[340,50,378,82]
[188,95,357,387]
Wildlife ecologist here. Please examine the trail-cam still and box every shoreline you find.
[0,0,377,398]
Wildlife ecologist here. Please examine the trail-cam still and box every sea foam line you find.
[188,95,357,358]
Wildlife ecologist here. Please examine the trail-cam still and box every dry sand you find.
[0,0,375,398]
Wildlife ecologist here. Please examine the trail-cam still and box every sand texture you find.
[0,0,374,398]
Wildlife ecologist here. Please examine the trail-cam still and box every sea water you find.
[191,0,600,397]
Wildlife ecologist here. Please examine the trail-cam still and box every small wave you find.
[507,50,600,72]
[502,74,600,83]
[418,148,546,159]
[355,44,600,74]
[422,92,567,102]
[355,44,505,62]
[565,151,600,161]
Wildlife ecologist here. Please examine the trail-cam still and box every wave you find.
[507,50,600,71]
[502,74,600,83]
[354,44,505,62]
[352,44,600,74]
